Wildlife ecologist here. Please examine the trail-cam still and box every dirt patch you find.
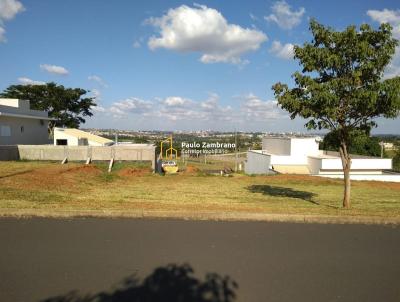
[0,164,102,191]
[62,165,102,175]
[117,167,152,177]
[182,165,200,174]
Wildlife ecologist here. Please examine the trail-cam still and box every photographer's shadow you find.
[41,263,238,302]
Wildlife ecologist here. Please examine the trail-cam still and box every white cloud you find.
[240,93,286,120]
[99,93,285,126]
[367,9,400,32]
[0,0,24,42]
[155,93,233,121]
[146,4,267,64]
[88,75,108,87]
[269,40,295,59]
[249,13,258,21]
[163,96,192,107]
[201,93,219,110]
[40,64,69,75]
[102,93,232,122]
[133,40,141,48]
[265,1,305,30]
[17,77,45,85]
[90,88,102,100]
[0,0,24,20]
[92,105,106,113]
[367,9,400,78]
[0,26,5,42]
[109,97,153,118]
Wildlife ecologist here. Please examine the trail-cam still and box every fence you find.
[0,145,156,170]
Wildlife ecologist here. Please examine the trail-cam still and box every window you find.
[56,139,68,145]
[0,125,11,137]
[39,119,45,126]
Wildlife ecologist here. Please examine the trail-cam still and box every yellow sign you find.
[160,136,178,159]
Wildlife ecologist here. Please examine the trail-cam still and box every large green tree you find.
[1,82,96,133]
[272,20,400,208]
[321,130,381,157]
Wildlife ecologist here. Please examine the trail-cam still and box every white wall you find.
[54,130,79,146]
[270,155,309,165]
[54,129,111,146]
[308,157,322,174]
[290,138,319,157]
[0,116,50,145]
[0,99,20,107]
[245,151,271,174]
[0,99,48,117]
[87,140,104,146]
[320,158,392,171]
[307,156,392,174]
[262,137,319,157]
[262,137,291,155]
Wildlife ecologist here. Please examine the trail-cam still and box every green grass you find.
[0,161,399,220]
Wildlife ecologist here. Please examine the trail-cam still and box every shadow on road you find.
[40,263,238,302]
[247,184,318,204]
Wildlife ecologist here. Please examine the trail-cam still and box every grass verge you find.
[0,161,399,225]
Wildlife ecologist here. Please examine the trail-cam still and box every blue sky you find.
[1,0,399,133]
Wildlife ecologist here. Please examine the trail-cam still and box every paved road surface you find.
[0,218,399,302]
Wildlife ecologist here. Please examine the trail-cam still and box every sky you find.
[1,0,400,133]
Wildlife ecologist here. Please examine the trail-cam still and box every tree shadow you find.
[247,185,318,205]
[40,263,238,302]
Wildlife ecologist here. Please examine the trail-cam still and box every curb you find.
[1,209,399,225]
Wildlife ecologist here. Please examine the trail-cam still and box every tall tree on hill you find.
[272,20,400,208]
[1,82,96,134]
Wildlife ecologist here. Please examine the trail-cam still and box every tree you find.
[272,20,400,208]
[321,130,381,157]
[1,82,96,133]
[393,140,400,172]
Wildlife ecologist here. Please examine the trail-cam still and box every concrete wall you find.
[0,116,50,145]
[262,137,291,155]
[0,145,19,160]
[244,151,271,174]
[0,145,156,170]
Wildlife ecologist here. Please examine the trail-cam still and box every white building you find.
[245,136,399,182]
[53,127,113,146]
[0,98,53,145]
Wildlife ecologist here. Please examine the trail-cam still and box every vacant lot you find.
[0,161,400,223]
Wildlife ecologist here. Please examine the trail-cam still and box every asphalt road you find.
[0,218,399,302]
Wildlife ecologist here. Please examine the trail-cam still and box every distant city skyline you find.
[1,0,399,133]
